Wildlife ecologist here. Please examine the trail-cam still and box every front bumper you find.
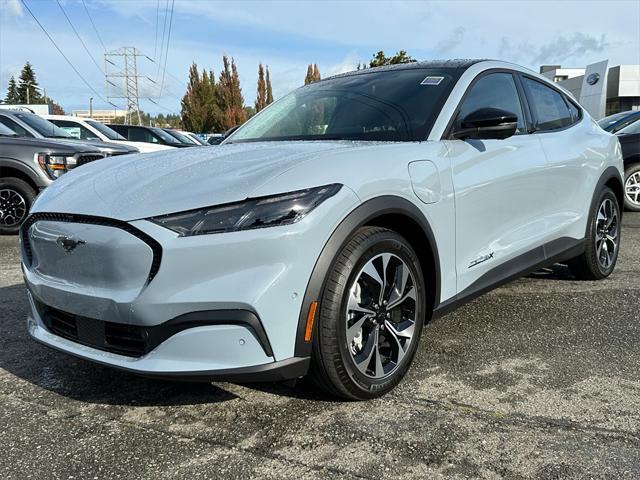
[22,188,359,380]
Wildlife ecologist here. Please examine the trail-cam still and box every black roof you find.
[324,59,489,82]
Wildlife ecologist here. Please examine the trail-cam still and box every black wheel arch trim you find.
[294,195,441,357]
[591,166,624,224]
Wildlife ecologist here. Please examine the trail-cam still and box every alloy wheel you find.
[0,188,27,228]
[625,171,640,207]
[595,198,619,270]
[346,253,417,379]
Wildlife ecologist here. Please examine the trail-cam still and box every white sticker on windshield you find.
[421,76,444,86]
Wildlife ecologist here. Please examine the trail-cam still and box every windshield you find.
[166,129,197,144]
[15,112,73,138]
[598,111,633,131]
[0,122,18,136]
[618,118,640,135]
[87,120,126,140]
[229,68,459,143]
[151,127,182,144]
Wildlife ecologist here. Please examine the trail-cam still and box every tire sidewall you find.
[587,187,621,277]
[331,233,426,397]
[0,178,35,235]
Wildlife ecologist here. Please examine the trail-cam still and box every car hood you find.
[0,136,101,152]
[32,141,363,221]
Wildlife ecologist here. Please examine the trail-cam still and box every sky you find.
[0,0,639,115]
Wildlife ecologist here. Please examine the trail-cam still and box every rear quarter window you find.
[522,77,574,131]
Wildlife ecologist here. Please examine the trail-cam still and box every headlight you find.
[149,184,342,236]
[36,153,75,180]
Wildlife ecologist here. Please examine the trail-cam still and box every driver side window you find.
[458,73,526,133]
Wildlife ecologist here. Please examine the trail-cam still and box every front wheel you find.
[310,227,426,400]
[624,164,640,212]
[0,177,36,235]
[568,186,621,280]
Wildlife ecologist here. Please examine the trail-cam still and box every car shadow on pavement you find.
[0,284,241,406]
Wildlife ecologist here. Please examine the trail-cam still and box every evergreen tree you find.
[313,64,321,82]
[17,62,43,104]
[180,62,220,133]
[217,56,246,130]
[368,50,416,68]
[304,64,314,85]
[265,66,273,105]
[255,63,267,112]
[5,76,19,104]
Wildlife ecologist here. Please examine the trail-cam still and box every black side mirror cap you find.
[452,107,518,140]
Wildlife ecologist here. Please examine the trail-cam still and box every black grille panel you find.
[76,154,104,167]
[41,305,149,357]
[20,213,162,284]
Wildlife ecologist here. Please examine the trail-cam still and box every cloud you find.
[500,33,609,65]
[435,27,465,54]
[2,0,23,16]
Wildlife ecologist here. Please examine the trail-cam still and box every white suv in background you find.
[43,115,174,153]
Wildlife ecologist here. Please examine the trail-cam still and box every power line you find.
[154,0,160,60]
[155,0,170,82]
[158,0,175,99]
[20,0,119,109]
[56,0,103,75]
[81,0,107,53]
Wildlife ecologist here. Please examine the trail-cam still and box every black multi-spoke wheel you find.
[569,186,621,280]
[624,164,640,212]
[311,227,426,400]
[0,178,35,235]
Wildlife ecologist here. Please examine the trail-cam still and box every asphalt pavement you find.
[1,213,639,479]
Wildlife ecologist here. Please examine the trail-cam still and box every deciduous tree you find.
[217,56,246,130]
[265,66,273,105]
[255,63,267,112]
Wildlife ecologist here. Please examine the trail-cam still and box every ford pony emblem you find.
[56,236,86,253]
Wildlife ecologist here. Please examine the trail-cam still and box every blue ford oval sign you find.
[586,73,600,86]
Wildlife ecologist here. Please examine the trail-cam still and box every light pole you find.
[89,97,93,118]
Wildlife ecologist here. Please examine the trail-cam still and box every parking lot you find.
[0,213,638,479]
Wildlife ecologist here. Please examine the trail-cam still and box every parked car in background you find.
[207,134,224,145]
[21,60,623,399]
[43,115,173,153]
[0,122,104,234]
[162,128,200,146]
[598,110,640,133]
[184,132,209,146]
[107,124,191,148]
[0,110,138,156]
[615,120,640,211]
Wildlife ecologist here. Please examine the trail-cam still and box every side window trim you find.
[442,68,531,140]
[518,74,581,134]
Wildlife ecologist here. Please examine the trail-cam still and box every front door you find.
[446,71,550,294]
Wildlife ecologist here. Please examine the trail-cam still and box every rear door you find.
[446,71,551,294]
[519,75,590,244]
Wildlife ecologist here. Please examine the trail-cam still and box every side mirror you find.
[452,108,518,140]
[223,125,239,138]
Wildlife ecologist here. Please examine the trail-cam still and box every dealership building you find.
[540,62,640,118]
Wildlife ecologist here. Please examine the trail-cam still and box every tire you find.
[623,163,640,212]
[310,226,426,400]
[568,186,621,280]
[0,177,36,235]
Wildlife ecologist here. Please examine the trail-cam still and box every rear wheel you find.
[624,163,640,212]
[568,186,620,280]
[310,227,426,400]
[0,177,35,235]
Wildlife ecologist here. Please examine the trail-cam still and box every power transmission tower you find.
[104,47,154,125]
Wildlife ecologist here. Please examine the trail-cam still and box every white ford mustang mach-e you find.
[21,60,623,400]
